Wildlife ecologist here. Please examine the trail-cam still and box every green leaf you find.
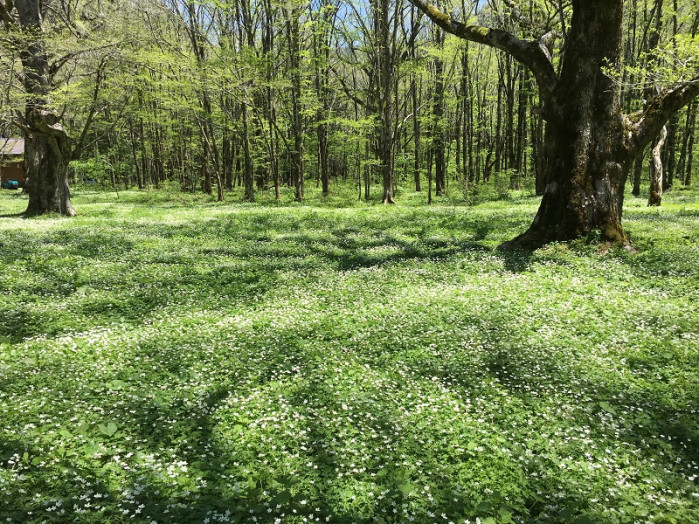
[467,441,478,451]
[271,490,291,505]
[98,422,118,437]
[398,482,415,496]
[599,401,617,415]
[107,380,126,390]
[482,518,496,524]
[499,508,513,522]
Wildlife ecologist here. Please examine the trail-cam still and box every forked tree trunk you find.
[411,0,699,250]
[501,2,629,249]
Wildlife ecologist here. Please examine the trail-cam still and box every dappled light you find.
[0,189,697,522]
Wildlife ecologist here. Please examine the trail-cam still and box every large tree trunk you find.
[15,0,76,216]
[23,112,76,216]
[501,1,630,249]
[411,0,699,250]
[314,0,333,197]
[375,0,395,204]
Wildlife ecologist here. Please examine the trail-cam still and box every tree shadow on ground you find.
[494,249,534,273]
[4,204,695,521]
[396,315,699,506]
[0,211,24,219]
[3,303,695,523]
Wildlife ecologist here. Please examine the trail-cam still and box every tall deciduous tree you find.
[410,0,699,250]
[374,0,398,204]
[1,0,125,215]
[3,0,73,215]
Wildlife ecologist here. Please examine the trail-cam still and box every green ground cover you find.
[0,185,698,523]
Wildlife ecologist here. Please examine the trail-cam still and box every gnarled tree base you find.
[497,226,630,252]
[498,219,630,252]
[25,197,76,217]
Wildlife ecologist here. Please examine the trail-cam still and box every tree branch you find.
[0,0,16,28]
[329,64,367,109]
[628,77,699,155]
[49,45,117,77]
[81,94,132,154]
[406,0,558,109]
[73,58,108,158]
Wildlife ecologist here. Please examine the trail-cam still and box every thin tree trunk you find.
[412,73,421,191]
[648,126,667,206]
[632,152,644,196]
[433,28,445,196]
[241,103,255,202]
[685,107,696,185]
[287,8,304,202]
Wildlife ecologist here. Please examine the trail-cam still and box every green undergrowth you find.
[0,185,697,523]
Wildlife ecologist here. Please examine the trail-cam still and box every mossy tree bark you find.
[23,111,76,216]
[2,0,111,216]
[9,0,76,215]
[409,0,699,250]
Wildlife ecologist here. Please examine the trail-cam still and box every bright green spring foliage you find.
[0,186,698,523]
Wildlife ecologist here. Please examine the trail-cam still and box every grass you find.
[0,183,698,523]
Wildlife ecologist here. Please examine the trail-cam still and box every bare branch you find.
[73,58,108,158]
[407,0,558,109]
[628,76,699,155]
[0,0,16,27]
[329,64,367,109]
[49,44,118,77]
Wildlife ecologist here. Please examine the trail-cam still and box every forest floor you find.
[0,184,698,523]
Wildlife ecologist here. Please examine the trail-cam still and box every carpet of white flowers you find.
[0,187,697,523]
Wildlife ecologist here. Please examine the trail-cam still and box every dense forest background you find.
[1,0,697,203]
[2,2,699,521]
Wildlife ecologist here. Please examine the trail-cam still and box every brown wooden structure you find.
[0,138,26,187]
